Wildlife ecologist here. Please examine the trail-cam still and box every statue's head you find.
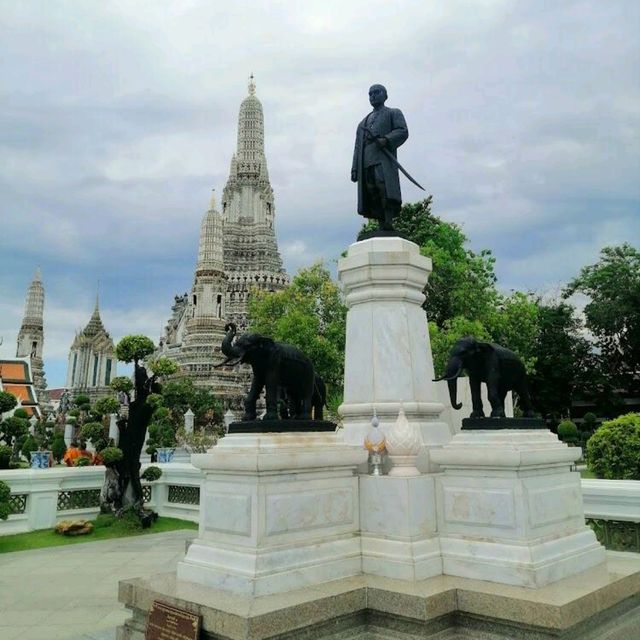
[369,84,388,108]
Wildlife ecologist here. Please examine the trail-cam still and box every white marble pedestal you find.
[337,238,452,472]
[360,474,442,580]
[431,429,606,587]
[176,431,367,596]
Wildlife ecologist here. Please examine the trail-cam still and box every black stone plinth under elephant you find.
[216,323,316,422]
[434,337,535,419]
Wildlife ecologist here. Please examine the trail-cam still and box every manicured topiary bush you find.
[21,435,38,462]
[141,465,162,482]
[0,391,18,415]
[582,412,598,432]
[586,413,640,480]
[0,444,12,469]
[13,408,29,420]
[51,435,67,464]
[81,422,107,452]
[74,456,91,467]
[557,420,579,445]
[0,480,12,520]
[101,446,124,466]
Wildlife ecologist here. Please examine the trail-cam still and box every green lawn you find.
[0,515,198,554]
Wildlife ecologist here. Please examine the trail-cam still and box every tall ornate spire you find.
[16,268,47,401]
[21,267,44,326]
[197,191,224,274]
[84,292,106,337]
[236,75,265,163]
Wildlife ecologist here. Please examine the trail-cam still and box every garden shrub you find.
[581,412,598,433]
[557,420,579,445]
[13,408,29,419]
[74,456,91,467]
[21,435,38,461]
[586,412,640,480]
[0,480,11,520]
[51,436,67,463]
[81,422,107,452]
[0,444,12,469]
[101,446,124,465]
[141,466,162,482]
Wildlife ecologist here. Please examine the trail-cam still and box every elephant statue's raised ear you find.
[258,336,275,349]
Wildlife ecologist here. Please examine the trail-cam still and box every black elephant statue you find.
[280,374,327,421]
[434,337,535,418]
[216,323,315,421]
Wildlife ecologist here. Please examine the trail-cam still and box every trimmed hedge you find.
[586,412,640,480]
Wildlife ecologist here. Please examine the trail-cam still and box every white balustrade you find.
[0,463,201,535]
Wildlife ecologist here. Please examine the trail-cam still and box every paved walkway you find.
[0,529,196,640]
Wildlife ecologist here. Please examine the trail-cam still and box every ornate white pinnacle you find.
[248,73,256,95]
[209,189,217,211]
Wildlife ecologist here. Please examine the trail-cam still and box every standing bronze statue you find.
[352,84,421,233]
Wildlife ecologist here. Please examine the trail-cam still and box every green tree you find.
[160,378,222,429]
[358,198,499,328]
[100,334,177,527]
[115,335,156,364]
[564,244,640,396]
[429,317,491,378]
[485,292,540,374]
[528,302,590,421]
[249,262,347,394]
[0,392,17,415]
[94,396,120,417]
[0,416,29,461]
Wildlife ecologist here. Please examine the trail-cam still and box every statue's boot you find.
[379,200,395,231]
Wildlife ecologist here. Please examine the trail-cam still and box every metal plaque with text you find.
[145,600,201,640]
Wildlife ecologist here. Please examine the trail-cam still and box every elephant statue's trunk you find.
[448,378,462,410]
[433,356,464,410]
[215,322,242,368]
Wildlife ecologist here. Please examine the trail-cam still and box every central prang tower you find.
[159,77,288,404]
[222,75,289,329]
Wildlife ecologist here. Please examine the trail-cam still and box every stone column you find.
[223,409,235,433]
[108,414,119,445]
[184,408,194,434]
[64,421,74,447]
[338,237,452,471]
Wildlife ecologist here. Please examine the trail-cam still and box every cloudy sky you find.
[1,0,638,388]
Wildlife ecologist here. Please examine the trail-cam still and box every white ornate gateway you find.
[159,77,288,402]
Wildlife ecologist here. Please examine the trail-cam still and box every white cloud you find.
[1,0,638,389]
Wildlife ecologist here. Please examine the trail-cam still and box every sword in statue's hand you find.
[364,127,426,191]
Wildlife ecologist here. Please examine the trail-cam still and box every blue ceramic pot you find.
[157,448,175,463]
[30,451,51,469]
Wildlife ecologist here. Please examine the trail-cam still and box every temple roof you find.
[70,296,114,351]
[0,358,40,417]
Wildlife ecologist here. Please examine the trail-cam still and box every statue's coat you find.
[351,105,408,218]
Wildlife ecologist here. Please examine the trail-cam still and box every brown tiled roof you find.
[0,360,31,383]
[3,383,36,404]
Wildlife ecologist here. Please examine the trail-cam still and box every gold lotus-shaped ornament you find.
[364,412,386,453]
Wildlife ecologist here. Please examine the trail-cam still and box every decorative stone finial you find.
[385,405,421,476]
[248,73,256,96]
[209,189,217,211]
